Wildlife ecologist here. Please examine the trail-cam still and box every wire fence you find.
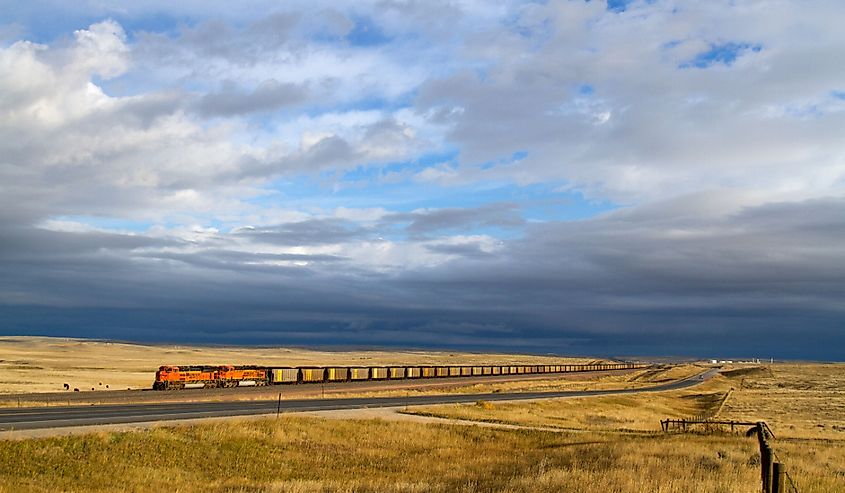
[660,418,799,493]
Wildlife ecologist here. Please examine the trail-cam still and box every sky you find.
[1,1,844,359]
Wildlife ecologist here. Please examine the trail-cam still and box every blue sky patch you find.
[255,168,616,239]
[345,16,391,46]
[51,216,153,233]
[607,0,634,13]
[578,84,594,96]
[680,42,762,69]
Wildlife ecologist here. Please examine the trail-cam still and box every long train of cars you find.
[153,362,647,390]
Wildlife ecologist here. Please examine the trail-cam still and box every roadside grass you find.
[0,416,766,493]
[403,364,845,440]
[1,364,844,492]
[400,363,845,491]
[402,372,731,432]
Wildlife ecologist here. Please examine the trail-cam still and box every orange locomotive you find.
[153,365,269,390]
[152,362,651,390]
[216,365,268,388]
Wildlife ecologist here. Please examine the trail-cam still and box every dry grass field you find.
[407,363,845,439]
[0,416,767,493]
[401,362,845,491]
[0,411,842,492]
[718,364,845,440]
[1,338,842,492]
[0,336,597,394]
[405,370,728,432]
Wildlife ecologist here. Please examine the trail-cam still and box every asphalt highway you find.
[0,368,719,431]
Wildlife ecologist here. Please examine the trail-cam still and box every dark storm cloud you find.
[0,226,183,258]
[135,249,346,274]
[383,202,524,236]
[223,135,360,182]
[131,8,353,69]
[424,243,496,259]
[109,92,187,128]
[134,16,293,67]
[2,3,845,361]
[2,196,844,358]
[192,79,309,117]
[424,197,845,308]
[233,218,370,246]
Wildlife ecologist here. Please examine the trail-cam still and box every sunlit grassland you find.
[407,364,845,438]
[718,364,845,439]
[0,336,599,394]
[404,363,845,491]
[403,364,723,432]
[1,363,842,492]
[0,417,768,493]
[2,414,842,492]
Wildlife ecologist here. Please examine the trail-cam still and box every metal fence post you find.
[276,392,282,418]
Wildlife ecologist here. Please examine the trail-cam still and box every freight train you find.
[153,362,647,390]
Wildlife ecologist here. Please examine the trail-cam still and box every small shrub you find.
[475,400,494,410]
[697,455,722,472]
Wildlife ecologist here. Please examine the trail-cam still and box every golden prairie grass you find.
[718,363,845,440]
[0,336,599,394]
[1,363,844,492]
[403,367,728,432]
[0,416,778,493]
[402,363,845,491]
[0,415,841,492]
[406,363,845,439]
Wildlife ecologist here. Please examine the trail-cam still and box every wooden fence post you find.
[761,444,773,493]
[772,463,785,493]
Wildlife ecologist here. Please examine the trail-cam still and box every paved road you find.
[0,368,718,431]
